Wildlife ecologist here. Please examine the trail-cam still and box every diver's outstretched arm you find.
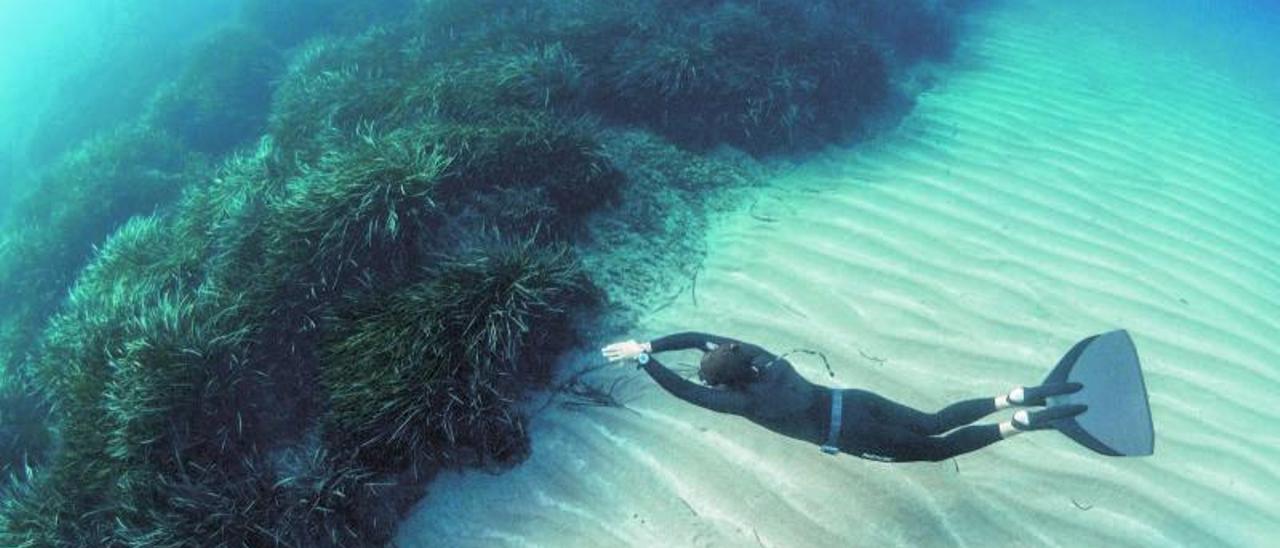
[647,331,744,353]
[601,332,738,361]
[602,332,776,365]
[649,332,777,363]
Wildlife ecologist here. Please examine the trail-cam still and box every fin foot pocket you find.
[1013,404,1088,431]
[1019,382,1083,406]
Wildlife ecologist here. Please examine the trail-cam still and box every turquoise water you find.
[0,0,235,195]
[2,1,1277,546]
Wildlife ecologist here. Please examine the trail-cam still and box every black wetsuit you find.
[639,332,1005,463]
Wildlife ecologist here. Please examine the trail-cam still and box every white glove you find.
[601,339,648,362]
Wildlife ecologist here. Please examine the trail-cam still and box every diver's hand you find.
[601,340,650,362]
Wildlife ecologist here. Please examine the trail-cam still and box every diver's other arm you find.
[601,338,751,414]
[636,354,751,415]
[648,331,744,353]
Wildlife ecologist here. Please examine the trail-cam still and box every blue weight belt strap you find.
[821,389,843,455]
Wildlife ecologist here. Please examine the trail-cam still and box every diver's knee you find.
[921,414,946,436]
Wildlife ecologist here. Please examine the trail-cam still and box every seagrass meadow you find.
[0,0,969,545]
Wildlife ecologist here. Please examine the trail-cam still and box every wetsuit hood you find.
[698,343,759,387]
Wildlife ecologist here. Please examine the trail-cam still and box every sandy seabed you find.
[397,1,1280,546]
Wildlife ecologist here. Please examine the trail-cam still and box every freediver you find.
[601,332,1093,462]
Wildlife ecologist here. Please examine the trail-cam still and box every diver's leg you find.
[856,407,1092,461]
[861,392,998,435]
[853,392,944,435]
[862,383,1084,437]
[855,424,1004,463]
[933,398,1001,431]
[936,382,1082,429]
